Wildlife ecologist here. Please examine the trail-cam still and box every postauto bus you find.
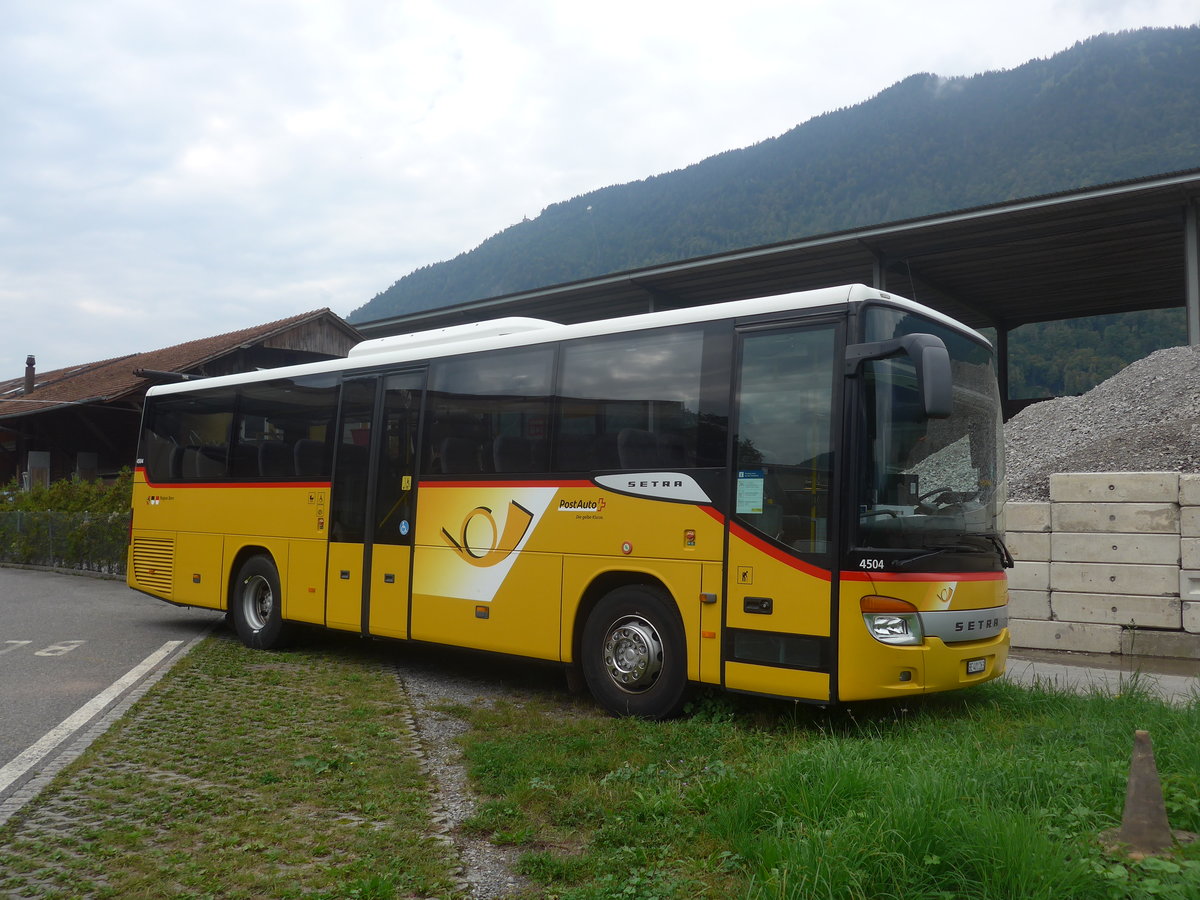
[129,284,1010,718]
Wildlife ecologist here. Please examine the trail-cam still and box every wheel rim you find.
[602,615,663,693]
[240,574,273,632]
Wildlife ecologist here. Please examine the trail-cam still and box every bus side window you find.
[439,436,482,474]
[257,441,292,477]
[617,428,658,468]
[424,347,554,477]
[294,439,328,477]
[555,325,715,473]
[493,434,541,473]
[141,387,236,482]
[233,375,338,481]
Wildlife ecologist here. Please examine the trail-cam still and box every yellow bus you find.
[128,284,1010,717]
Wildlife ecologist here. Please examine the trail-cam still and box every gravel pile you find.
[1005,345,1200,501]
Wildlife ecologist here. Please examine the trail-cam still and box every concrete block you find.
[1184,601,1200,634]
[1051,532,1179,565]
[1119,629,1200,660]
[1051,562,1179,597]
[1009,561,1050,592]
[1182,538,1200,569]
[1182,507,1200,538]
[1180,570,1200,600]
[1008,531,1050,562]
[1005,502,1050,533]
[1007,589,1051,620]
[1052,502,1179,535]
[1050,593,1182,629]
[1009,618,1122,654]
[1180,473,1200,506]
[1050,472,1179,504]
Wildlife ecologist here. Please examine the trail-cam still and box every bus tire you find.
[581,585,688,719]
[231,555,291,650]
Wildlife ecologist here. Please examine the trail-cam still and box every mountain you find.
[349,26,1200,325]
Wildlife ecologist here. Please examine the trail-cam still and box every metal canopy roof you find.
[357,168,1200,339]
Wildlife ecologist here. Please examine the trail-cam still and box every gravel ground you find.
[390,647,579,900]
[1006,345,1200,501]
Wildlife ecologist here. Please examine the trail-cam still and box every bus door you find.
[326,371,424,638]
[724,321,841,702]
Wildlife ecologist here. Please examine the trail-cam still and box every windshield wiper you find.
[953,532,1015,568]
[891,546,959,570]
[981,532,1015,568]
[892,532,1014,570]
[892,543,984,570]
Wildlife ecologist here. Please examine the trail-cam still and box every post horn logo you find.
[441,500,535,567]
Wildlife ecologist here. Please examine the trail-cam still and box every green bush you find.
[0,470,131,574]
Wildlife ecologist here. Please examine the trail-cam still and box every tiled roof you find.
[0,309,360,421]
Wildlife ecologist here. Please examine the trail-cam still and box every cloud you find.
[1,0,1197,380]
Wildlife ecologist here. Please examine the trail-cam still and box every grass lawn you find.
[453,673,1200,899]
[2,629,1198,899]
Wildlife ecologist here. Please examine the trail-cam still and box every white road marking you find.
[34,640,87,657]
[0,640,183,794]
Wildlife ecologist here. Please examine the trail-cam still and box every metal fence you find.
[0,510,128,575]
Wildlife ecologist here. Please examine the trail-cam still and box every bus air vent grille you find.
[132,537,174,593]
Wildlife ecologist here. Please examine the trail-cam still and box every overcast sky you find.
[2,1,1197,380]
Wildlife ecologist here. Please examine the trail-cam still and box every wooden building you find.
[0,309,362,485]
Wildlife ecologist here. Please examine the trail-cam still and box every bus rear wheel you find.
[581,585,687,719]
[231,555,291,650]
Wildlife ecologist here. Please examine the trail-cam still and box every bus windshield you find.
[854,306,1006,568]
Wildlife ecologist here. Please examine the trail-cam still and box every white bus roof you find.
[147,284,988,396]
[347,317,559,357]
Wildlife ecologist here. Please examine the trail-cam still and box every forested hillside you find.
[350,26,1200,397]
[1009,309,1186,398]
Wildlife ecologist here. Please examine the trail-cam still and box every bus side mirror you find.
[845,333,953,419]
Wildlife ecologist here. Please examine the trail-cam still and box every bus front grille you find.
[132,537,174,594]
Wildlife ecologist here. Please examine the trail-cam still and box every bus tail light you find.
[860,595,923,646]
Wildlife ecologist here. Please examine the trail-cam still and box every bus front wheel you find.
[231,555,291,650]
[581,585,687,719]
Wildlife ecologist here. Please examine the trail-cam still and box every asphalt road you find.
[0,567,224,813]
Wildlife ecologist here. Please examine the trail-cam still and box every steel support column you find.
[1187,201,1200,346]
[995,325,1010,416]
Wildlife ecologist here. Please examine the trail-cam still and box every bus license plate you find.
[966,658,986,675]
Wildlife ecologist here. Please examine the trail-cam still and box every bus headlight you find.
[860,595,923,646]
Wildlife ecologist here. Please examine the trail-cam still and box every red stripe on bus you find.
[421,479,597,489]
[140,478,332,490]
[727,521,833,581]
[843,569,1007,583]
